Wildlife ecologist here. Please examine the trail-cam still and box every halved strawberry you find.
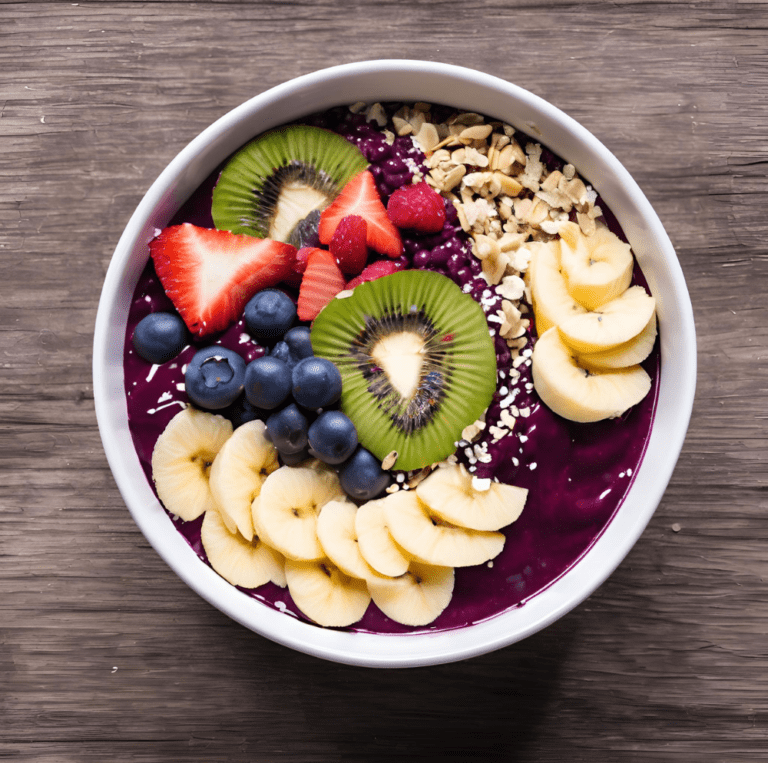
[318,170,403,258]
[150,223,295,337]
[297,248,347,322]
[329,214,368,275]
[346,259,406,289]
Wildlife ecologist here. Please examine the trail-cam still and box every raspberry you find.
[386,181,446,234]
[329,214,368,275]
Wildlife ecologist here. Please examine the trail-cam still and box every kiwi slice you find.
[311,271,497,471]
[211,125,369,241]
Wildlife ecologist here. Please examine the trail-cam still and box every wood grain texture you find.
[1,1,767,760]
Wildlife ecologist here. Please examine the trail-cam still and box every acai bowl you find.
[93,60,696,668]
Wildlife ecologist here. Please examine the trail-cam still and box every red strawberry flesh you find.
[318,170,403,258]
[346,259,406,289]
[149,223,295,337]
[297,248,347,322]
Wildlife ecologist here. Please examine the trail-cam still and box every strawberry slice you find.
[329,214,369,275]
[318,170,403,258]
[283,246,315,288]
[346,259,406,289]
[150,223,295,337]
[297,248,347,321]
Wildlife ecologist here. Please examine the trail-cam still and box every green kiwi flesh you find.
[310,271,497,471]
[211,125,368,241]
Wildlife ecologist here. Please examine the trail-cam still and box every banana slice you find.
[532,326,651,423]
[384,491,505,568]
[355,497,412,578]
[284,558,371,628]
[317,500,384,582]
[528,239,587,335]
[415,464,527,532]
[209,419,279,541]
[367,562,454,627]
[252,465,345,561]
[558,285,656,354]
[201,507,286,589]
[579,312,657,370]
[151,406,233,522]
[559,223,633,311]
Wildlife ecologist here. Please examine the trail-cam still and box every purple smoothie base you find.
[123,104,660,635]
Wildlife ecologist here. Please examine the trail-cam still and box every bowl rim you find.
[93,59,696,668]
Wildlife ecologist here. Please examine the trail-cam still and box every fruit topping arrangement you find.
[125,102,660,632]
[528,222,657,422]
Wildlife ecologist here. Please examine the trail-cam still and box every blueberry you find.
[226,394,267,428]
[308,411,358,465]
[270,326,313,371]
[292,357,342,410]
[270,341,297,370]
[244,356,292,410]
[243,289,296,341]
[283,326,314,360]
[278,447,310,467]
[266,403,309,454]
[185,346,245,410]
[132,312,189,364]
[338,447,391,501]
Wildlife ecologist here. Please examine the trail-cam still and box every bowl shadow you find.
[277,615,578,759]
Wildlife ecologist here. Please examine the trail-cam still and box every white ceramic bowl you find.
[93,60,696,668]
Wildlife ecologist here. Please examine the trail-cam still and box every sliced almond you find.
[415,122,440,153]
[496,172,523,198]
[460,124,493,141]
[442,164,466,191]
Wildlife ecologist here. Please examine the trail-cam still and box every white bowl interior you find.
[93,60,696,668]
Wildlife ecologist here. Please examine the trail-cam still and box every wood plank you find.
[2,0,768,760]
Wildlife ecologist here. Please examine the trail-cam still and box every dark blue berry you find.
[308,411,358,465]
[270,341,297,370]
[244,289,296,341]
[226,394,266,428]
[338,447,391,501]
[291,357,342,410]
[270,325,313,371]
[185,346,246,410]
[132,312,188,364]
[266,403,309,455]
[284,326,313,360]
[244,356,292,410]
[278,448,310,467]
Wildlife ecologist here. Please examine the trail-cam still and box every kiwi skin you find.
[310,271,497,472]
[211,125,369,240]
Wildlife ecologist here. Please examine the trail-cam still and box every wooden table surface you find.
[2,1,767,760]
